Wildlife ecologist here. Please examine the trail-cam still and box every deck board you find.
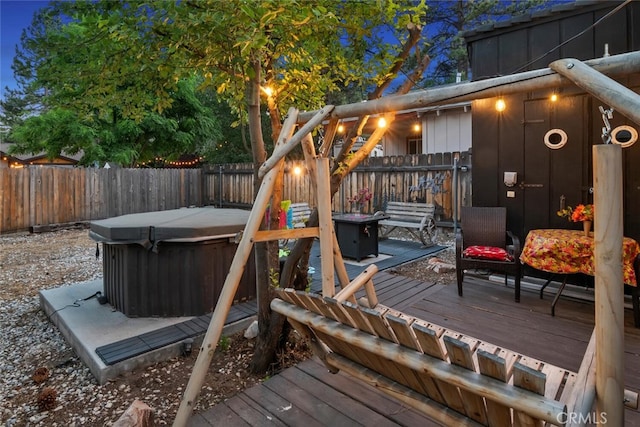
[240,378,327,427]
[297,359,442,426]
[261,374,361,426]
[188,244,640,426]
[277,363,401,427]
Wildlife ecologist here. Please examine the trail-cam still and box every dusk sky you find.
[1,0,49,100]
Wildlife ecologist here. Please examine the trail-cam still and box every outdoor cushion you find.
[463,245,513,261]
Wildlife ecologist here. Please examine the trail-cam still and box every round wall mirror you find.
[611,125,638,148]
[544,128,568,149]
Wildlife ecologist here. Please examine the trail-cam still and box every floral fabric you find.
[520,229,639,286]
[463,245,514,261]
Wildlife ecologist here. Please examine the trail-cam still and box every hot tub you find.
[89,207,255,317]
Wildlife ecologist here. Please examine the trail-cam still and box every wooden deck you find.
[188,272,640,426]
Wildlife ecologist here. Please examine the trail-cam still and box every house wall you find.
[465,0,640,242]
[424,109,472,154]
[367,105,471,157]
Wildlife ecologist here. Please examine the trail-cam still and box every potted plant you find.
[348,187,373,214]
[557,203,594,236]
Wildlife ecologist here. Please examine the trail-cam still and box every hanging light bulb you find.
[378,117,387,128]
[337,124,345,133]
[413,123,421,132]
[550,92,558,102]
[495,98,506,112]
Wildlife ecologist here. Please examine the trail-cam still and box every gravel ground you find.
[0,226,455,426]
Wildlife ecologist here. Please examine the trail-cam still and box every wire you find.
[47,291,101,320]
[509,0,633,75]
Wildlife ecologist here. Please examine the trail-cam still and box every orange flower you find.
[557,204,594,222]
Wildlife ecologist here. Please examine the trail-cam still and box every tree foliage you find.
[418,0,551,86]
[4,0,432,165]
[8,77,223,166]
[4,2,228,165]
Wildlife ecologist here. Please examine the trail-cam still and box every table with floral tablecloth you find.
[520,229,639,286]
[520,229,640,317]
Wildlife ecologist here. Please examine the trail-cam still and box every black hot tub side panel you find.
[103,239,256,317]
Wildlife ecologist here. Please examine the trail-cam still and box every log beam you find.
[550,57,640,126]
[297,51,640,124]
[259,105,334,179]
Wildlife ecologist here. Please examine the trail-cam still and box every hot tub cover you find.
[89,207,250,248]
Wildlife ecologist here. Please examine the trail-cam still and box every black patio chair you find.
[456,206,522,302]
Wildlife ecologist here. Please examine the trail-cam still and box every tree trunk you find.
[250,68,298,374]
[249,24,427,375]
[244,59,279,374]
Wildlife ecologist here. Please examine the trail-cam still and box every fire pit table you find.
[89,207,255,317]
[333,213,384,261]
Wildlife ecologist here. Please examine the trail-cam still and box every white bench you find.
[289,202,311,229]
[377,201,438,246]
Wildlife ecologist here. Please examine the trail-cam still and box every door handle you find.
[519,182,544,189]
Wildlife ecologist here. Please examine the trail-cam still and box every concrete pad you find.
[343,253,392,267]
[39,280,254,385]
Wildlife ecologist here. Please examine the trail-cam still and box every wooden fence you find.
[0,152,471,234]
[204,151,472,225]
[0,168,202,234]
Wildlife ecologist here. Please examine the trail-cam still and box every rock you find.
[112,400,154,427]
[433,263,455,273]
[428,257,456,273]
[244,320,259,339]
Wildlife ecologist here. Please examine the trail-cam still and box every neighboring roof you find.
[461,0,614,41]
[0,141,83,163]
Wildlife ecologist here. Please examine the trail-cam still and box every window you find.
[406,138,422,154]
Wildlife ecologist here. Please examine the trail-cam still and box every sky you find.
[1,0,49,100]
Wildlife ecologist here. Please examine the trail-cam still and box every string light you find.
[413,123,421,132]
[135,156,204,168]
[378,117,387,128]
[550,93,559,102]
[337,124,345,133]
[495,98,506,112]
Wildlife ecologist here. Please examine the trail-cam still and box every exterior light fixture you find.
[413,123,421,133]
[550,93,558,102]
[495,98,506,112]
[378,117,387,128]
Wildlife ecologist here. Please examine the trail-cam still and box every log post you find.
[316,157,335,297]
[174,110,299,426]
[593,144,625,425]
[173,165,279,426]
